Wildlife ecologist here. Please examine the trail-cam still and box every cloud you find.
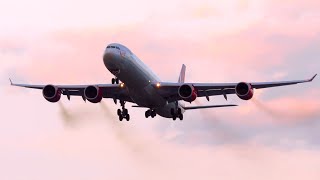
[164,88,320,148]
[2,123,320,180]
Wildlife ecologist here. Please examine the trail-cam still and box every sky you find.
[1,0,320,179]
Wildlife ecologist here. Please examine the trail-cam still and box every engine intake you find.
[42,85,61,103]
[235,82,254,100]
[178,84,197,102]
[84,85,102,103]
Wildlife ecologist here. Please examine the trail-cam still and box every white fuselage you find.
[103,43,184,118]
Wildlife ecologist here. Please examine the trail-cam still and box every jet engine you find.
[235,82,254,100]
[84,85,103,103]
[178,84,197,102]
[42,85,61,103]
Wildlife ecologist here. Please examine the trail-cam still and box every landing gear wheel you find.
[112,78,120,84]
[119,115,123,121]
[179,114,183,120]
[126,114,130,121]
[117,100,130,121]
[117,109,121,116]
[173,116,176,121]
[151,110,156,118]
[145,110,150,118]
[177,108,182,115]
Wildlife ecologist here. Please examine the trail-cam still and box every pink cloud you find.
[2,123,320,180]
[15,26,313,84]
[220,88,320,125]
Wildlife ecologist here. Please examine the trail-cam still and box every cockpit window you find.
[106,45,121,50]
[107,46,120,50]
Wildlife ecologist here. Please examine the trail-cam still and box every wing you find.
[152,74,317,102]
[183,104,237,110]
[9,79,133,102]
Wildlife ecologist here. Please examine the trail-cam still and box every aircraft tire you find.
[112,78,115,84]
[145,111,150,118]
[117,109,121,116]
[179,114,183,120]
[119,115,123,121]
[173,116,176,121]
[177,108,181,115]
[151,110,156,117]
[126,114,130,121]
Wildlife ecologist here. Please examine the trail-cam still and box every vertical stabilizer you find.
[178,64,186,83]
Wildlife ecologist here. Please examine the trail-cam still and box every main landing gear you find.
[145,109,157,118]
[171,108,183,121]
[112,78,119,84]
[117,100,130,121]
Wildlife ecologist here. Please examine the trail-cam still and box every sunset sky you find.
[1,0,320,179]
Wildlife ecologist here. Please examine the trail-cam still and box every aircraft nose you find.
[103,48,122,72]
[103,49,112,59]
[103,50,114,65]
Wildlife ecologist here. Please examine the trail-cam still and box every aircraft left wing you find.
[9,80,133,103]
[152,74,317,102]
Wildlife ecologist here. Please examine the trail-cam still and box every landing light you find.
[156,82,161,88]
[120,83,125,88]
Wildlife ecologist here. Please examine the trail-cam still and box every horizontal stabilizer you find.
[132,105,147,108]
[183,104,237,110]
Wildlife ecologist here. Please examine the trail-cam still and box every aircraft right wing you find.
[183,104,237,110]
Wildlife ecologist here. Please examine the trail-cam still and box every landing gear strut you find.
[112,78,120,84]
[171,108,183,121]
[117,100,130,121]
[145,109,156,118]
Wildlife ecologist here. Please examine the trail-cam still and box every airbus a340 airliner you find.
[10,43,317,121]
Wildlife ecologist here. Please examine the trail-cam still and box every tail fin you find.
[178,64,186,83]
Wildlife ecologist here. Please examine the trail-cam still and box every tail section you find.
[178,64,186,83]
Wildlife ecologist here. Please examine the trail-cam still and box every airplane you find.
[10,43,317,121]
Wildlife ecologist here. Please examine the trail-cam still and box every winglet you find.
[9,78,13,85]
[178,64,186,83]
[309,74,317,82]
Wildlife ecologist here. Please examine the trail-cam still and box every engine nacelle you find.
[235,82,254,100]
[84,85,103,103]
[42,85,61,103]
[178,84,198,102]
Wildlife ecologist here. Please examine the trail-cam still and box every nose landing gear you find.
[117,100,130,121]
[112,78,120,84]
